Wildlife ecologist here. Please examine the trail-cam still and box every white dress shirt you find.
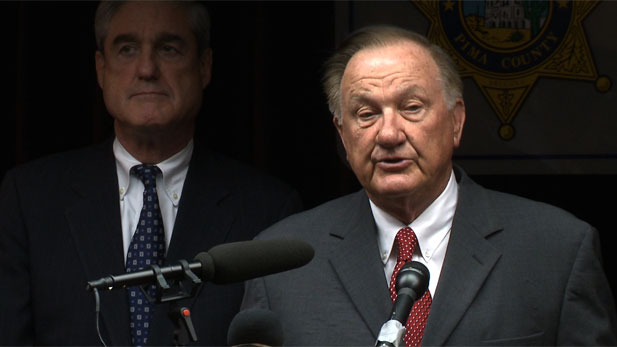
[113,138,193,261]
[372,170,458,296]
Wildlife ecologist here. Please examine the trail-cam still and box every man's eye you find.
[118,45,136,55]
[357,111,381,125]
[358,112,376,119]
[160,45,180,56]
[403,104,422,113]
[355,106,379,119]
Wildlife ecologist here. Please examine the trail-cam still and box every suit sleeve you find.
[557,226,617,345]
[0,169,34,344]
[241,269,271,312]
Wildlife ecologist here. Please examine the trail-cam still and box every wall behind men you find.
[1,1,615,302]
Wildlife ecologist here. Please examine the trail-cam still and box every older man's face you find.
[335,41,464,205]
[95,1,211,135]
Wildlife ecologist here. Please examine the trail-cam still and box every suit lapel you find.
[148,145,236,344]
[64,141,131,345]
[165,145,234,262]
[328,191,392,340]
[63,141,237,345]
[422,169,502,346]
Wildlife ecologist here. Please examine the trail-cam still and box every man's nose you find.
[375,109,406,148]
[136,50,159,81]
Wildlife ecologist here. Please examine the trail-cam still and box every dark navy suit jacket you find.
[0,138,302,345]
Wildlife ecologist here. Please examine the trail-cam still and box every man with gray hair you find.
[0,1,301,345]
[241,25,617,346]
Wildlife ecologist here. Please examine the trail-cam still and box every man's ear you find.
[333,115,344,143]
[200,48,213,89]
[333,115,350,152]
[333,115,352,165]
[95,51,105,89]
[452,98,465,148]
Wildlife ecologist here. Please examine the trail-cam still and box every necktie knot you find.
[395,227,418,263]
[131,164,161,189]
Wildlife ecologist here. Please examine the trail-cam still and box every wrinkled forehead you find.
[105,1,193,46]
[341,41,441,92]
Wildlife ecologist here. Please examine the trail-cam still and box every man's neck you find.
[114,122,194,164]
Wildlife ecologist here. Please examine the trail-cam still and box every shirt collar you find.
[113,138,193,206]
[373,170,458,264]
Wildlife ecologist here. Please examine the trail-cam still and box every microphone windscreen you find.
[227,309,284,346]
[193,251,215,280]
[396,261,429,296]
[207,239,314,284]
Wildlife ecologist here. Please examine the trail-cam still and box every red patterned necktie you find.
[389,227,432,347]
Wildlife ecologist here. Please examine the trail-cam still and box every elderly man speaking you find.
[241,25,617,346]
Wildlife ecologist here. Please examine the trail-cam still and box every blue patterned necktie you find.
[126,164,166,346]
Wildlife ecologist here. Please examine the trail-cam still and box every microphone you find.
[86,239,314,291]
[227,309,283,347]
[390,261,429,323]
[375,261,430,347]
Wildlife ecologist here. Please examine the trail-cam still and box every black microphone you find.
[227,309,283,347]
[390,261,430,323]
[86,239,314,291]
[375,261,430,347]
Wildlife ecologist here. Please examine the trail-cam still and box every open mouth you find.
[382,158,404,164]
[375,157,412,170]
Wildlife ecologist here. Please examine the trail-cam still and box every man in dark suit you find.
[0,1,301,345]
[241,25,617,345]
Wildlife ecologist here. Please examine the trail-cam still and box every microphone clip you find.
[89,259,204,346]
[144,259,203,304]
[375,320,405,347]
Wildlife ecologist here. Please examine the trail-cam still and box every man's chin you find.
[367,182,418,200]
[129,121,170,132]
[115,119,171,135]
[368,174,420,196]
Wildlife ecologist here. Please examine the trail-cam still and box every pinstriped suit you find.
[242,166,617,346]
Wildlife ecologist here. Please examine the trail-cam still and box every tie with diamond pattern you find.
[126,164,166,346]
[389,227,432,347]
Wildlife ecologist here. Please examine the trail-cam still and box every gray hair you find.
[322,25,463,124]
[94,0,211,56]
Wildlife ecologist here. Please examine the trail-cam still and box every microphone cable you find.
[93,288,108,347]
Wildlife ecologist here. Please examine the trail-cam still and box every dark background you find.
[2,2,615,303]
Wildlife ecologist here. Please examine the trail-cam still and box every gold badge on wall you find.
[414,0,609,140]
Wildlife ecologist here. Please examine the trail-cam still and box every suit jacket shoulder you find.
[422,167,617,346]
[255,189,369,242]
[242,190,393,345]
